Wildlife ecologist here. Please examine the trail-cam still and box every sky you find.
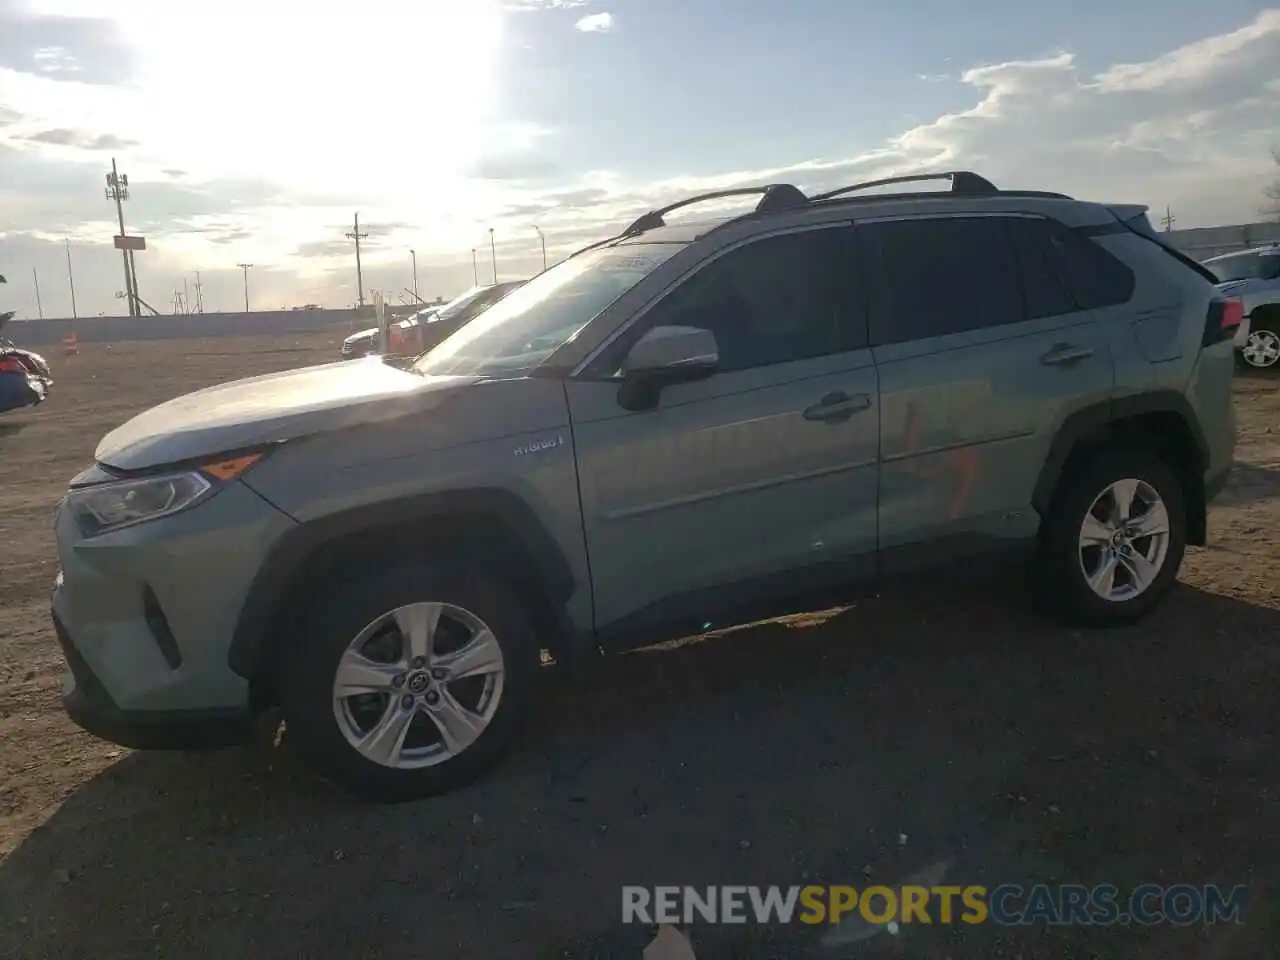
[1,0,1278,319]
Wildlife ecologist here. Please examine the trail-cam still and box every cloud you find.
[2,7,1278,317]
[1097,10,1280,92]
[574,11,614,33]
[0,8,135,86]
[19,127,136,149]
[505,0,589,9]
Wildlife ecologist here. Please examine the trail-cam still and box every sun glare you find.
[24,1,506,197]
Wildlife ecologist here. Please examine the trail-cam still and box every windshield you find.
[413,244,682,377]
[430,286,491,323]
[1206,251,1280,283]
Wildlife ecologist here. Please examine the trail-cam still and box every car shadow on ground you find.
[1216,461,1280,508]
[0,421,25,438]
[1,579,1277,959]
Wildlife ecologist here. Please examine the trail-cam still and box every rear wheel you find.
[281,560,540,802]
[1238,321,1280,370]
[1033,450,1187,627]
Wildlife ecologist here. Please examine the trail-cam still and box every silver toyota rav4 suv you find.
[52,171,1238,802]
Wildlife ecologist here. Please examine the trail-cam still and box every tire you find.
[280,559,541,802]
[1032,449,1187,628]
[1237,320,1280,371]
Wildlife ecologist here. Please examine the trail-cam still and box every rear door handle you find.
[803,391,872,423]
[1040,343,1095,366]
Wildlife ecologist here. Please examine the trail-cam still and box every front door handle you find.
[1040,342,1095,366]
[803,391,872,423]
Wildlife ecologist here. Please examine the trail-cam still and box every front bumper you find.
[55,610,253,749]
[51,477,297,748]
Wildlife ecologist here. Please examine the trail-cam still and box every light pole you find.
[65,239,78,319]
[410,248,418,301]
[236,263,254,312]
[346,213,368,307]
[488,227,497,284]
[32,267,44,319]
[471,248,478,286]
[533,225,546,272]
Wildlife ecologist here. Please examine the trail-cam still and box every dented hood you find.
[95,357,478,471]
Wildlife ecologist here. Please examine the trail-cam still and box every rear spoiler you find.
[1083,204,1220,285]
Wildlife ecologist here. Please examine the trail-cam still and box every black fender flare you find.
[1031,391,1210,516]
[228,487,579,682]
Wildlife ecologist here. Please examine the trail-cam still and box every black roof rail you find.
[811,170,999,203]
[564,183,809,262]
[623,183,808,235]
[563,232,627,262]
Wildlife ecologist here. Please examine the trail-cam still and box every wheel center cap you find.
[1111,530,1127,548]
[406,672,430,694]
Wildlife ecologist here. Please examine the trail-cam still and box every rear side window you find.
[1042,219,1135,308]
[861,216,1024,345]
[1005,217,1077,320]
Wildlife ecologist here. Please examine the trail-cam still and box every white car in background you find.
[1202,245,1280,370]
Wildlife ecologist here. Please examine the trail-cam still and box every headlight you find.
[66,472,213,536]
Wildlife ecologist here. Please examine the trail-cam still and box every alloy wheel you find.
[331,602,505,769]
[1241,329,1280,369]
[1077,478,1172,602]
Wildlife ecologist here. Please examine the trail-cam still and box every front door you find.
[565,225,880,643]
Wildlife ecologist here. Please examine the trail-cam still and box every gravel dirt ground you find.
[0,334,1277,959]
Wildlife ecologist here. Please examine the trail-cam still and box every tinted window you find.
[416,245,679,377]
[1206,252,1280,283]
[1007,217,1078,320]
[863,217,1023,345]
[1042,221,1135,308]
[634,228,861,373]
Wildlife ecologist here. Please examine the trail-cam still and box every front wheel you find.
[281,560,541,802]
[1033,450,1187,627]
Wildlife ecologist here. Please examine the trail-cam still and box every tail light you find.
[1204,297,1243,346]
[0,355,27,374]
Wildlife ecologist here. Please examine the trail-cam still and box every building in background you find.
[1165,221,1280,261]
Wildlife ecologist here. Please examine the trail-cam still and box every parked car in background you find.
[1202,244,1280,370]
[0,275,53,414]
[339,281,525,360]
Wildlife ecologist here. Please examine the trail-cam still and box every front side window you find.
[414,245,681,377]
[627,228,860,373]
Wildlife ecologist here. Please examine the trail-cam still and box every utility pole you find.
[65,239,78,319]
[32,267,44,319]
[193,272,205,313]
[183,277,190,315]
[128,248,140,310]
[410,248,418,300]
[236,263,254,312]
[346,213,368,307]
[1161,205,1176,233]
[105,158,135,316]
[488,227,497,284]
[471,248,478,286]
[533,225,547,272]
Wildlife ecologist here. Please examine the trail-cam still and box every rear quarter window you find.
[1045,220,1136,309]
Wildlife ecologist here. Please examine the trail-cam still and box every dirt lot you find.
[1,333,1278,959]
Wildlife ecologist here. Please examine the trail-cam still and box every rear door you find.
[565,224,881,639]
[860,213,1115,566]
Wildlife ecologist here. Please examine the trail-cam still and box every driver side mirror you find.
[617,325,719,411]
